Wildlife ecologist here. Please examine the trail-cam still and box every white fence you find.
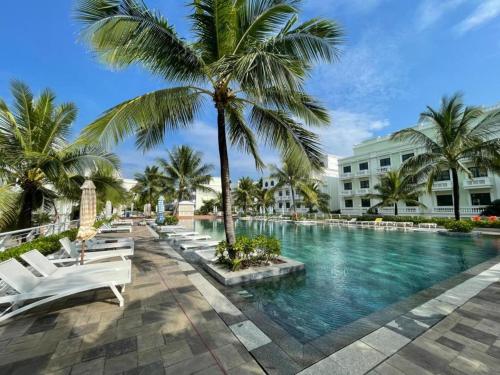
[0,220,79,252]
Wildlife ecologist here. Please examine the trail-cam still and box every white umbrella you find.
[76,180,97,264]
[105,200,112,218]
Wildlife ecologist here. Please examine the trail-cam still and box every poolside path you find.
[0,226,264,374]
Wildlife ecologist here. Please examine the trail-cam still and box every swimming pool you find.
[193,220,500,343]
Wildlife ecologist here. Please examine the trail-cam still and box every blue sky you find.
[1,0,500,179]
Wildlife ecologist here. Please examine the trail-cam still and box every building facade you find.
[262,155,340,214]
[195,177,222,210]
[338,123,500,217]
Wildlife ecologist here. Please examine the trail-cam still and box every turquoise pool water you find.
[193,220,500,342]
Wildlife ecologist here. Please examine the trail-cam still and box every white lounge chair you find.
[59,238,134,263]
[0,258,131,322]
[179,240,220,251]
[165,231,198,238]
[112,219,133,226]
[99,223,132,233]
[173,235,212,244]
[21,250,130,278]
[418,223,438,229]
[84,238,135,251]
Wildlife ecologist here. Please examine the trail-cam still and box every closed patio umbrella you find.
[157,195,165,223]
[76,180,97,264]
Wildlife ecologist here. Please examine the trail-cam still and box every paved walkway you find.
[0,226,263,374]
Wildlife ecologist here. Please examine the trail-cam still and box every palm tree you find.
[131,165,168,211]
[76,0,342,250]
[0,81,120,229]
[270,156,314,218]
[0,185,19,231]
[233,177,257,214]
[365,169,425,216]
[301,181,330,213]
[254,181,276,214]
[392,94,500,220]
[158,145,213,211]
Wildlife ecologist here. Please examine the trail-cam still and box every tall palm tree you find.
[233,177,257,213]
[0,81,120,229]
[365,169,425,216]
[301,181,330,213]
[75,0,342,250]
[131,165,168,211]
[270,156,314,218]
[158,145,213,211]
[392,94,500,220]
[254,181,276,214]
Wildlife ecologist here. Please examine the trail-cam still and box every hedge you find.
[337,215,500,229]
[0,228,78,262]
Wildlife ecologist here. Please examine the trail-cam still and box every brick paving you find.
[0,226,263,375]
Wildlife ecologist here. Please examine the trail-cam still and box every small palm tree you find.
[131,165,169,211]
[233,177,257,214]
[365,169,425,215]
[158,146,213,211]
[75,0,342,250]
[0,81,120,229]
[301,181,330,213]
[392,94,500,220]
[270,156,314,218]
[254,181,276,214]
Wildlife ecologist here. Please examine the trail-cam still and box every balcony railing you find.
[341,190,353,196]
[340,172,353,179]
[432,181,452,190]
[463,177,492,189]
[356,170,370,177]
[380,207,421,215]
[376,166,391,174]
[432,207,486,215]
[356,188,371,195]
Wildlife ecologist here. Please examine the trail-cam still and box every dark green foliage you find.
[0,228,78,262]
[444,220,474,233]
[481,200,500,216]
[164,215,179,225]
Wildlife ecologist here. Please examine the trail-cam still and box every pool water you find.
[193,220,500,342]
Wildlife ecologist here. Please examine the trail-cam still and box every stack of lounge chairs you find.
[158,225,221,251]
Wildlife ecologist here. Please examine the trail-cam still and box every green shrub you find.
[444,220,474,233]
[216,235,281,271]
[0,228,78,262]
[481,200,500,216]
[93,217,112,229]
[164,215,179,225]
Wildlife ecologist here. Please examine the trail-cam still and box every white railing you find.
[356,188,371,195]
[432,207,485,215]
[376,167,391,174]
[380,207,420,215]
[356,170,370,176]
[341,190,353,196]
[341,208,369,216]
[432,181,452,190]
[0,220,79,252]
[340,172,353,179]
[463,177,492,189]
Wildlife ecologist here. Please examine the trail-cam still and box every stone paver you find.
[0,225,262,374]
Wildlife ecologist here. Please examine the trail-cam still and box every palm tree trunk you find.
[394,202,398,216]
[451,168,460,220]
[290,187,297,219]
[216,105,236,252]
[18,188,34,229]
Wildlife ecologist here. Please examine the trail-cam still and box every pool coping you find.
[160,238,500,374]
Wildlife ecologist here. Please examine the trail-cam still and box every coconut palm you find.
[157,145,213,211]
[301,181,330,213]
[365,169,425,216]
[76,0,342,250]
[131,165,169,211]
[233,177,257,213]
[0,81,120,229]
[254,181,276,214]
[392,94,500,220]
[270,156,314,218]
[0,185,19,231]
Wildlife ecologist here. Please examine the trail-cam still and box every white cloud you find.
[416,0,467,30]
[316,110,390,157]
[304,0,385,14]
[455,0,500,33]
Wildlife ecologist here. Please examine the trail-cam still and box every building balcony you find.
[463,177,492,189]
[356,188,371,196]
[380,207,421,215]
[432,206,486,216]
[376,166,391,174]
[356,170,370,177]
[340,172,353,179]
[341,190,353,196]
[432,181,452,191]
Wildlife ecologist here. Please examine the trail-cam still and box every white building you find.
[262,154,340,214]
[195,177,222,210]
[338,122,500,217]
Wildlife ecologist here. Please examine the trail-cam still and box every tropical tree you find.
[270,156,315,218]
[233,177,257,213]
[254,181,276,214]
[131,165,169,211]
[365,169,425,216]
[301,181,330,213]
[157,145,213,211]
[76,0,342,251]
[0,81,120,229]
[0,185,19,231]
[392,94,500,220]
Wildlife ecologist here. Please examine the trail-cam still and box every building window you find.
[278,203,282,208]
[344,182,352,190]
[285,190,290,196]
[436,194,453,206]
[264,182,268,187]
[286,202,290,208]
[360,180,370,189]
[469,167,488,178]
[271,180,275,186]
[471,193,491,206]
[343,165,351,173]
[361,199,371,208]
[296,203,301,208]
[359,162,369,171]
[435,170,450,181]
[379,157,391,167]
[402,153,414,162]
[279,191,282,197]
[344,199,353,208]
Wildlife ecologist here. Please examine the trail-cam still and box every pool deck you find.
[0,225,499,374]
